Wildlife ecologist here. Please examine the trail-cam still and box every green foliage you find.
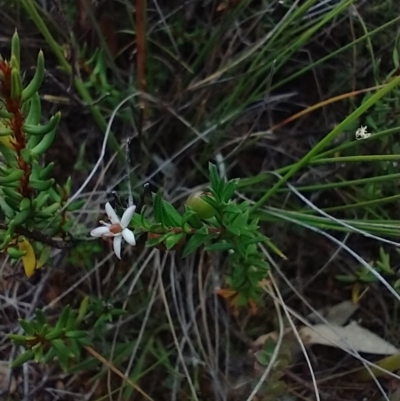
[9,304,91,371]
[336,247,400,289]
[7,3,400,398]
[0,31,81,277]
[130,163,271,303]
[88,296,127,332]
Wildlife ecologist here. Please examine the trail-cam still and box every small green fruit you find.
[186,191,216,219]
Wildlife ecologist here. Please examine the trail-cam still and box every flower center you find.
[109,224,123,234]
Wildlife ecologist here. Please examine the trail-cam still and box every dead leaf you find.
[307,300,359,326]
[324,300,359,326]
[299,321,399,355]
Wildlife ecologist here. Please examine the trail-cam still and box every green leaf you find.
[39,323,49,337]
[51,339,75,359]
[33,344,44,363]
[77,296,90,323]
[205,242,234,252]
[42,347,57,364]
[222,179,238,202]
[25,93,42,125]
[257,338,277,366]
[35,309,47,326]
[55,305,71,330]
[45,328,66,341]
[65,330,88,339]
[12,350,34,368]
[131,212,150,229]
[77,336,93,347]
[11,30,20,68]
[226,225,241,236]
[162,200,182,227]
[69,338,82,360]
[66,199,85,212]
[246,256,269,270]
[208,163,221,194]
[8,334,28,345]
[18,319,36,335]
[181,209,196,225]
[37,246,51,269]
[186,211,203,229]
[65,309,77,331]
[153,191,166,227]
[164,233,186,250]
[182,228,215,257]
[146,232,169,247]
[27,320,42,333]
[7,246,26,259]
[359,275,377,283]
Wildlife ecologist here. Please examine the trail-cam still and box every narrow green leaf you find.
[8,334,28,344]
[33,344,44,363]
[182,228,214,257]
[18,319,36,335]
[164,233,186,250]
[77,296,89,323]
[51,339,75,359]
[208,163,220,192]
[45,328,66,341]
[35,309,47,326]
[55,305,70,330]
[153,191,166,227]
[12,350,34,368]
[42,347,57,364]
[65,330,88,339]
[162,200,182,226]
[205,242,234,252]
[69,338,82,360]
[222,179,239,202]
[77,336,93,347]
[146,232,169,247]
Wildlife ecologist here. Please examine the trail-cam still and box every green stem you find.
[318,194,400,213]
[20,0,71,74]
[311,155,400,164]
[238,127,400,189]
[21,0,121,154]
[250,75,400,212]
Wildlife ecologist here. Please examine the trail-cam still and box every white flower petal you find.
[122,228,136,246]
[121,204,136,227]
[105,202,120,224]
[113,235,122,259]
[91,226,112,237]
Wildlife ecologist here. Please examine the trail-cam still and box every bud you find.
[186,191,216,219]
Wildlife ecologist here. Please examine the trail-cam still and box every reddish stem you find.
[0,61,32,197]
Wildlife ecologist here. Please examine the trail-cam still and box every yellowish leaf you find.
[0,136,13,149]
[18,238,36,278]
[355,354,400,381]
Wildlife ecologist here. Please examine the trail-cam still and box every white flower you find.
[355,126,371,140]
[91,202,136,259]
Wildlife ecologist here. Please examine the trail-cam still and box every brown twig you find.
[0,224,81,249]
[84,345,155,401]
